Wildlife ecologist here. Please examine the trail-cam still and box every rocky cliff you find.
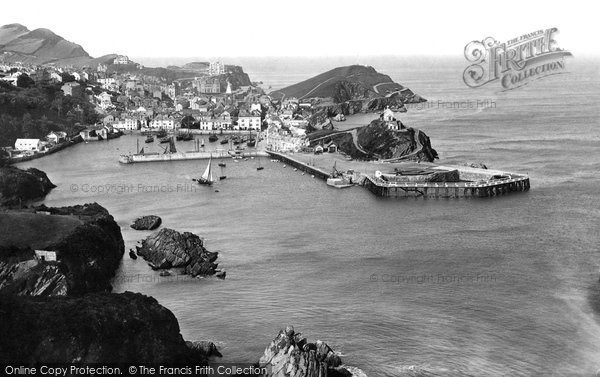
[271,65,424,126]
[307,94,412,127]
[0,203,124,296]
[0,166,56,207]
[0,291,208,364]
[308,119,438,162]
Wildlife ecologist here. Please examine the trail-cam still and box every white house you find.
[382,107,396,122]
[98,77,116,90]
[34,250,57,261]
[46,131,67,144]
[15,138,43,152]
[285,119,309,128]
[149,116,176,130]
[236,115,261,131]
[113,55,130,65]
[50,72,63,83]
[113,118,138,131]
[250,103,262,113]
[97,92,113,110]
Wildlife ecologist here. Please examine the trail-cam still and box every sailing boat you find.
[256,158,264,171]
[193,156,214,186]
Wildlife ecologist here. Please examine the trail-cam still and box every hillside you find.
[0,23,29,45]
[0,24,91,65]
[0,80,100,146]
[307,119,438,162]
[271,65,422,103]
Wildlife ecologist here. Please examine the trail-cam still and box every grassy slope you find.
[270,65,397,99]
[0,212,82,249]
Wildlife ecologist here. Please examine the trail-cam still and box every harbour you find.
[266,150,530,198]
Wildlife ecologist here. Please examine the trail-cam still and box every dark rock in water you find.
[0,203,124,296]
[159,270,171,277]
[258,326,350,377]
[137,228,223,277]
[185,341,222,358]
[0,166,56,207]
[129,249,137,259]
[215,271,226,280]
[130,215,162,230]
[0,292,209,364]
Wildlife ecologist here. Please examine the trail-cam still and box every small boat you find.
[257,166,264,171]
[326,177,354,188]
[218,162,226,167]
[209,135,218,142]
[159,136,170,143]
[219,176,227,180]
[145,135,154,143]
[176,133,193,141]
[246,139,256,147]
[193,156,215,186]
[220,138,229,145]
[326,162,353,188]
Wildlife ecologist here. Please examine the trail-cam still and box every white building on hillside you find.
[208,61,225,76]
[15,138,43,152]
[113,118,138,131]
[149,116,176,130]
[236,115,261,131]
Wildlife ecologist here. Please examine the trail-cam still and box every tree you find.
[61,72,76,83]
[21,113,36,138]
[181,115,195,128]
[17,74,35,88]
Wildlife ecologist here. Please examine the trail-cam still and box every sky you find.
[1,0,597,59]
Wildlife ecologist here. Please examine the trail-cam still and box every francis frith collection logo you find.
[463,28,572,90]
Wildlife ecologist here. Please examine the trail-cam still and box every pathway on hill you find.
[300,76,339,99]
[309,129,369,156]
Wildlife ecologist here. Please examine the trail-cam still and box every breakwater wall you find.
[266,151,331,180]
[362,174,530,198]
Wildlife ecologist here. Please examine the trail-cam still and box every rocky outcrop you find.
[137,228,223,277]
[0,166,55,207]
[0,246,68,296]
[258,326,351,377]
[355,120,438,162]
[221,65,252,89]
[0,203,124,296]
[131,215,162,230]
[308,119,438,162]
[185,341,222,358]
[306,93,421,127]
[0,292,208,364]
